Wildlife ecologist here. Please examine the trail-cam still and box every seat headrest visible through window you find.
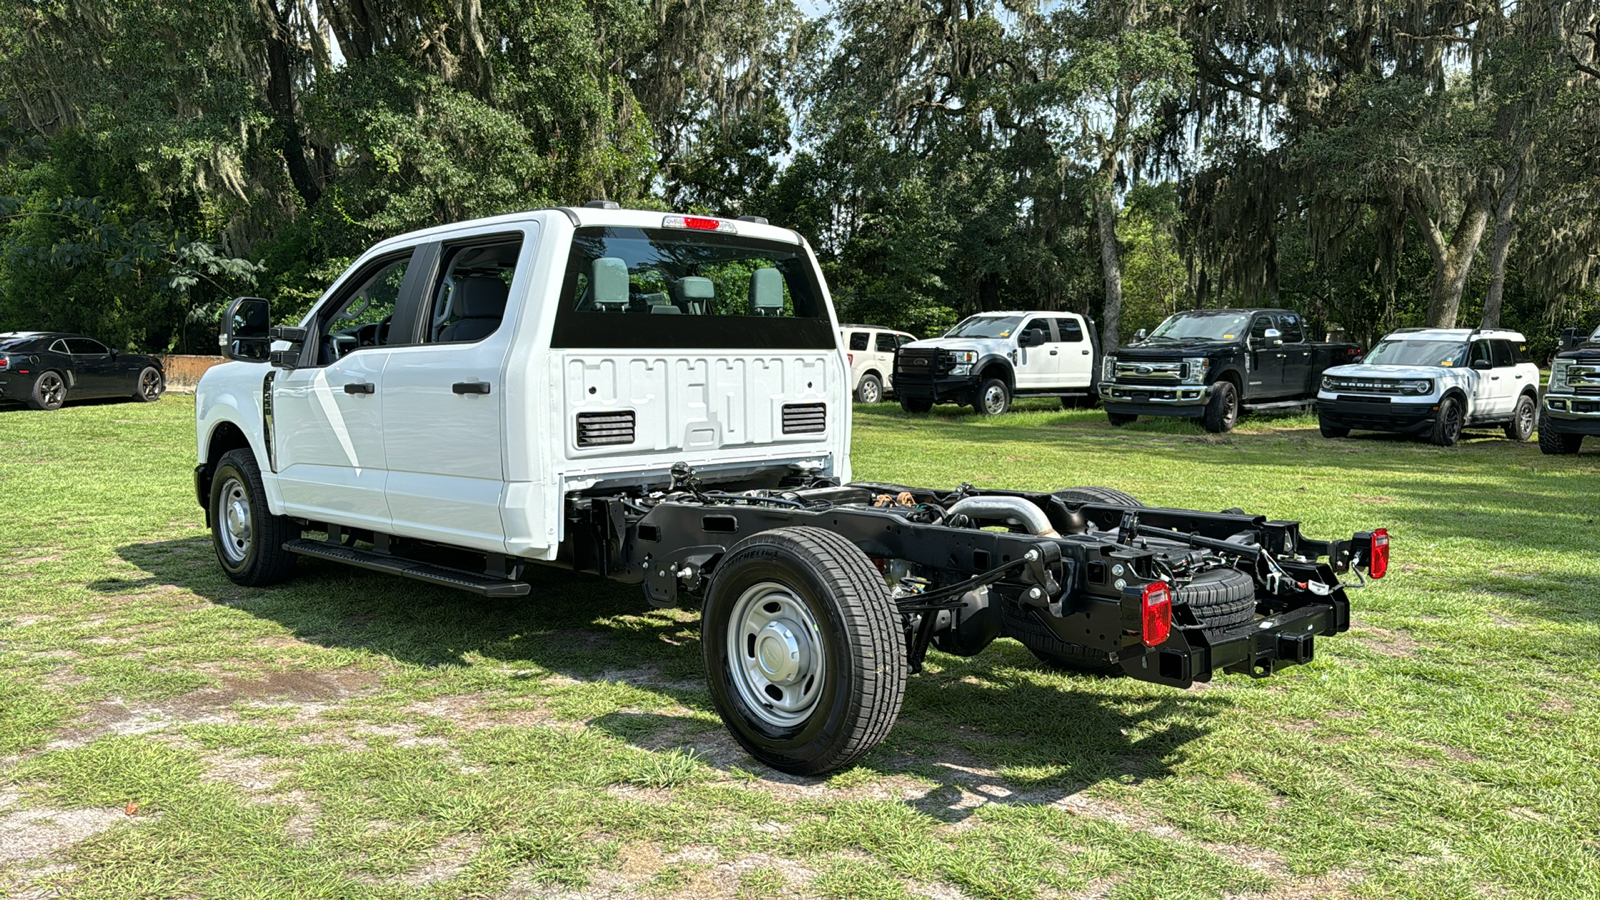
[749,268,783,315]
[643,292,680,314]
[454,277,509,319]
[672,277,714,315]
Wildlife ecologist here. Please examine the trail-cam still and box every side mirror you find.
[1261,328,1284,348]
[1470,359,1493,370]
[1560,328,1580,352]
[220,297,272,363]
[1018,328,1045,348]
[1134,328,1147,342]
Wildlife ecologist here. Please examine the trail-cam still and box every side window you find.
[317,254,411,364]
[1250,316,1273,342]
[1278,314,1305,343]
[1020,318,1047,343]
[66,338,109,354]
[427,236,523,344]
[874,332,897,352]
[1469,340,1492,367]
[49,339,69,354]
[896,333,915,347]
[849,332,869,352]
[1490,340,1515,368]
[1051,317,1084,342]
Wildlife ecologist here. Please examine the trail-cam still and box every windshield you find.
[1146,313,1250,341]
[945,315,1024,339]
[1364,339,1468,368]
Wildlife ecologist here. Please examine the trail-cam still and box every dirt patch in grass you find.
[0,805,130,865]
[1355,626,1421,658]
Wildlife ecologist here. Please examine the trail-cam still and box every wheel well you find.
[207,421,252,469]
[1215,369,1241,390]
[863,369,883,381]
[976,363,1014,390]
[1441,387,1468,406]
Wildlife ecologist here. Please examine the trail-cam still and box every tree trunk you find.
[1480,157,1524,329]
[1095,181,1124,349]
[1407,191,1490,328]
[258,0,322,208]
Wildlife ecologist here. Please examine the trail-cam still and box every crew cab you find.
[195,206,1388,776]
[1316,328,1539,447]
[1099,309,1362,432]
[892,311,1099,415]
[1540,324,1600,454]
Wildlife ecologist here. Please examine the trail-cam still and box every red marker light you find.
[683,216,720,230]
[1141,581,1172,647]
[1369,528,1389,579]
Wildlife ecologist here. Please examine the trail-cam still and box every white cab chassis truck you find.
[196,206,1388,775]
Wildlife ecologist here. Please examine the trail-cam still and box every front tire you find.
[1202,381,1239,433]
[973,377,1011,416]
[1538,409,1583,455]
[210,449,297,586]
[898,397,933,413]
[1319,418,1350,439]
[28,372,66,410]
[701,527,907,775]
[855,373,883,404]
[1430,396,1464,447]
[134,366,165,402]
[1106,411,1137,427]
[1504,394,1535,442]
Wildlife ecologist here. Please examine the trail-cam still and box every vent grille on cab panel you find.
[782,403,827,434]
[576,411,635,447]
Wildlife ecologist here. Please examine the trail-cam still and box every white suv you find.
[838,324,916,403]
[1316,328,1540,446]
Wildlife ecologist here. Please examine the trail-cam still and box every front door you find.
[272,251,417,531]
[65,337,118,396]
[381,232,528,553]
[1013,317,1054,389]
[1467,339,1502,418]
[1247,315,1285,399]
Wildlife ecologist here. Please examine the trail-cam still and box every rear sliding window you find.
[550,227,834,350]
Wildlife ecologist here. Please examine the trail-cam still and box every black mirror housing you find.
[220,297,272,362]
[1470,359,1493,370]
[1018,328,1045,348]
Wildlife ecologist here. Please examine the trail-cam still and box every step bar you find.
[283,539,531,597]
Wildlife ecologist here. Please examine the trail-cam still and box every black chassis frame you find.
[560,483,1355,689]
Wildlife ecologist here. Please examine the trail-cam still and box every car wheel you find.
[1503,394,1535,442]
[701,527,907,775]
[1319,418,1350,439]
[1429,396,1463,447]
[1173,567,1258,637]
[210,449,298,586]
[134,366,165,403]
[973,378,1011,416]
[898,397,933,413]
[1537,409,1583,455]
[28,371,66,411]
[1202,381,1239,433]
[1106,411,1137,427]
[855,374,883,404]
[1061,395,1098,410]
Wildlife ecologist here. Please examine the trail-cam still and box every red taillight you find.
[1369,528,1389,579]
[1141,581,1172,647]
[0,355,8,370]
[847,353,854,365]
[683,216,721,231]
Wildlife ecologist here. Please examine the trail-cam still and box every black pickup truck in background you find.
[1099,309,1363,433]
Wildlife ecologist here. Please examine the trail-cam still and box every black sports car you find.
[0,332,165,410]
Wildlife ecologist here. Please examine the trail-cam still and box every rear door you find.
[1049,316,1093,388]
[381,230,530,552]
[1487,339,1524,416]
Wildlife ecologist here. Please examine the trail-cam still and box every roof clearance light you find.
[1369,528,1389,579]
[1141,581,1172,647]
[663,215,737,234]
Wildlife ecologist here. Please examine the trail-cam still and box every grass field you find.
[2,395,1598,899]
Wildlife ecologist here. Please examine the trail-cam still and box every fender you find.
[973,355,1014,388]
[195,361,286,516]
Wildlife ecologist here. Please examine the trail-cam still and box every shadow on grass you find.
[114,535,1220,805]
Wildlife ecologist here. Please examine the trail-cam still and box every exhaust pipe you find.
[945,496,1060,538]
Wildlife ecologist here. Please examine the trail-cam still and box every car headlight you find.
[1551,359,1572,391]
[1182,358,1210,385]
[950,364,972,375]
[1321,375,1337,392]
[951,350,977,365]
[1103,355,1118,380]
[1404,379,1433,395]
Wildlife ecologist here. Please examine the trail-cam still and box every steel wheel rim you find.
[861,379,881,403]
[727,581,827,728]
[140,369,162,400]
[982,385,1006,414]
[39,374,63,406]
[1517,401,1533,437]
[217,476,252,564]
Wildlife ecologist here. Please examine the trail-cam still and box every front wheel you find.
[1106,411,1137,427]
[134,366,165,402]
[973,377,1011,416]
[210,449,298,586]
[1430,396,1463,447]
[701,527,907,775]
[1202,381,1239,433]
[1319,418,1350,439]
[898,397,933,414]
[1537,409,1583,455]
[1504,394,1535,442]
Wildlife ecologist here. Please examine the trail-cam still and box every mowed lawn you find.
[2,395,1598,900]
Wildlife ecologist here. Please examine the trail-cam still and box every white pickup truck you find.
[196,205,1387,775]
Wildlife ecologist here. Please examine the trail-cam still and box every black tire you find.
[1318,418,1350,439]
[1430,395,1464,447]
[701,527,907,775]
[855,373,883,404]
[1503,393,1535,442]
[1051,486,1145,508]
[1106,411,1137,427]
[1173,567,1257,635]
[1538,409,1583,455]
[899,397,933,414]
[1202,381,1239,433]
[1061,394,1098,410]
[973,377,1010,416]
[133,366,165,403]
[28,371,66,411]
[210,449,297,586]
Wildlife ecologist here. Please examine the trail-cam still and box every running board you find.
[283,539,531,597]
[1243,399,1315,411]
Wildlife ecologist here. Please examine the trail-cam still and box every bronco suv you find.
[1540,324,1600,454]
[195,205,1388,776]
[1316,328,1539,446]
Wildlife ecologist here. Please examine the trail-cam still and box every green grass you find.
[1,394,1597,898]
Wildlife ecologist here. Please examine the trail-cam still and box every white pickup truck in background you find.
[194,204,1385,775]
